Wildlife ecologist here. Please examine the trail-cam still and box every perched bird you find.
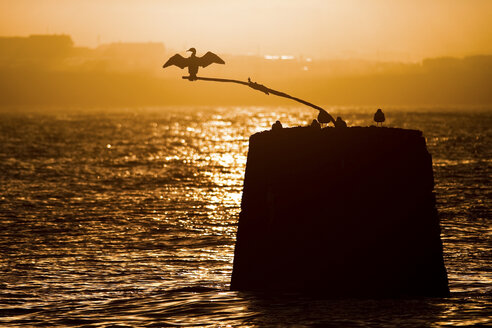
[310,119,321,130]
[317,110,335,127]
[163,48,225,80]
[374,108,385,126]
[334,116,347,128]
[272,120,283,131]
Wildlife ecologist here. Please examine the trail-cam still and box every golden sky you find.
[1,0,491,61]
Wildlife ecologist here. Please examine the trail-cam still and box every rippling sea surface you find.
[0,106,490,327]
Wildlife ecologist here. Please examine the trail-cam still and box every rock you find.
[230,126,449,297]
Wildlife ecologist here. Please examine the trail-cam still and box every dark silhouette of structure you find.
[334,116,347,128]
[374,108,385,126]
[163,48,225,80]
[178,74,337,125]
[231,127,449,297]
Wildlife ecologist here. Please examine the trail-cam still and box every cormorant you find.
[334,116,347,128]
[163,48,225,80]
[374,108,385,126]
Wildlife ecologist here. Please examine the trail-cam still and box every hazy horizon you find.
[1,1,492,107]
[1,33,491,107]
[1,0,492,62]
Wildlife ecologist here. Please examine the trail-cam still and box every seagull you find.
[310,119,321,130]
[334,116,347,128]
[374,108,385,127]
[317,110,333,128]
[272,120,283,131]
[162,48,225,81]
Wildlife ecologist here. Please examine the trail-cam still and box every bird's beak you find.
[186,48,193,52]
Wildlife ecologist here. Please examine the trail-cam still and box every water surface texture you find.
[0,107,490,327]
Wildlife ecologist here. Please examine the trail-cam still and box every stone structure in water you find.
[231,126,449,297]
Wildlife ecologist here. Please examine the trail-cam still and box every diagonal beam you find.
[182,75,335,124]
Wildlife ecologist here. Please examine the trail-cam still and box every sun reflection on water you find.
[0,106,490,327]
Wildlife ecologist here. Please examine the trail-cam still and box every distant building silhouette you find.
[1,34,491,106]
[97,42,165,72]
[0,35,73,64]
[0,34,166,73]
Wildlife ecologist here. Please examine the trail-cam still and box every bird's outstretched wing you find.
[163,54,188,69]
[198,52,225,68]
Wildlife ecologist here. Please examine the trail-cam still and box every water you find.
[0,106,490,327]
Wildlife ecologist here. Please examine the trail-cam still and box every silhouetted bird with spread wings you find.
[163,48,225,81]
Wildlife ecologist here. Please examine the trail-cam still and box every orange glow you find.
[1,0,492,61]
[1,1,491,106]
